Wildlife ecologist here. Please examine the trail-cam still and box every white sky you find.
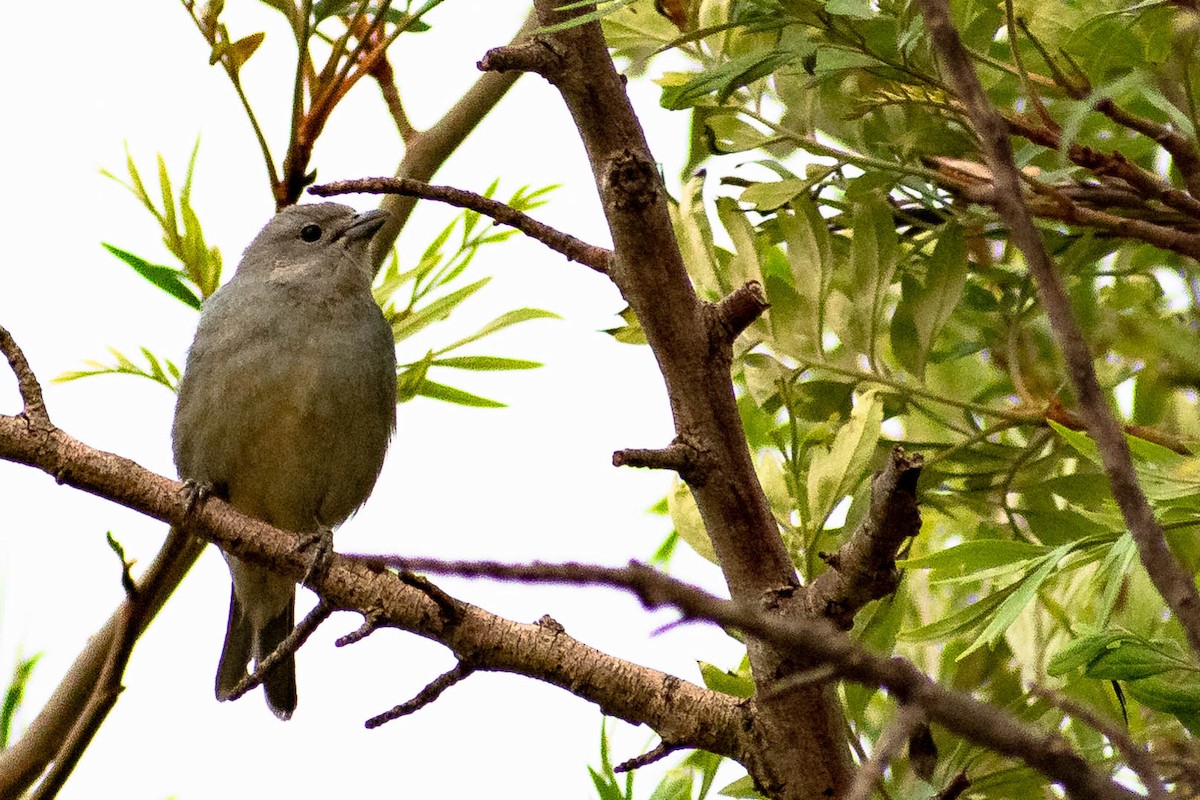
[0,2,751,798]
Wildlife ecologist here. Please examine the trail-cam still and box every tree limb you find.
[918,0,1200,659]
[311,176,611,272]
[0,384,747,793]
[479,4,851,796]
[356,554,1139,800]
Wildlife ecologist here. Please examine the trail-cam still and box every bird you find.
[172,202,397,719]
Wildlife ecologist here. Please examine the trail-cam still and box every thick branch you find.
[479,4,851,796]
[363,554,1138,800]
[919,0,1200,657]
[312,176,610,272]
[0,410,746,786]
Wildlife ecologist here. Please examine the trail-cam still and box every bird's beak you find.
[343,209,389,242]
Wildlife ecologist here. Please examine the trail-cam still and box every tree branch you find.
[311,176,611,272]
[0,384,747,792]
[366,661,476,728]
[357,553,1138,800]
[803,447,922,628]
[480,5,851,796]
[0,325,48,424]
[918,0,1200,658]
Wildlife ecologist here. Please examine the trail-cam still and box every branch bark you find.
[478,5,852,797]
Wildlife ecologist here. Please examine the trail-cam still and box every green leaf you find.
[674,170,724,297]
[900,581,1019,643]
[101,244,202,310]
[668,476,715,563]
[718,774,764,798]
[603,306,648,345]
[57,346,181,391]
[396,350,434,403]
[776,197,832,358]
[698,661,755,698]
[416,380,505,408]
[958,543,1073,659]
[435,308,560,354]
[898,540,1049,577]
[227,32,265,70]
[648,769,693,800]
[715,197,764,291]
[661,49,797,110]
[805,392,883,530]
[1124,669,1200,717]
[391,277,491,342]
[847,194,898,365]
[1048,631,1131,676]
[0,653,39,750]
[739,178,810,211]
[893,224,967,377]
[431,356,542,371]
[1085,641,1182,681]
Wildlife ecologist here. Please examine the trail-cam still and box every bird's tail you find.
[216,587,297,720]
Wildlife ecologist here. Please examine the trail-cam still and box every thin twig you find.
[366,661,475,728]
[919,0,1200,657]
[311,176,611,272]
[225,600,334,702]
[844,704,926,800]
[614,740,682,773]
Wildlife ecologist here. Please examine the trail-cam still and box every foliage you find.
[601,0,1200,795]
[0,653,38,751]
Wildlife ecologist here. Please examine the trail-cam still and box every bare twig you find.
[710,281,769,343]
[919,0,1200,657]
[612,442,698,475]
[311,176,611,272]
[0,325,48,424]
[225,600,334,703]
[844,704,926,800]
[1093,97,1200,199]
[336,609,383,647]
[614,740,682,773]
[366,662,475,728]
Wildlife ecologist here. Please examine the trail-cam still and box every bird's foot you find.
[297,523,335,588]
[180,479,215,515]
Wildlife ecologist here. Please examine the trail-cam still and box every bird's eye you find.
[300,224,322,242]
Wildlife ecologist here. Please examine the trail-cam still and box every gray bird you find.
[172,202,397,719]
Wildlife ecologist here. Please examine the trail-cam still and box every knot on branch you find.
[710,281,769,344]
[604,150,660,212]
